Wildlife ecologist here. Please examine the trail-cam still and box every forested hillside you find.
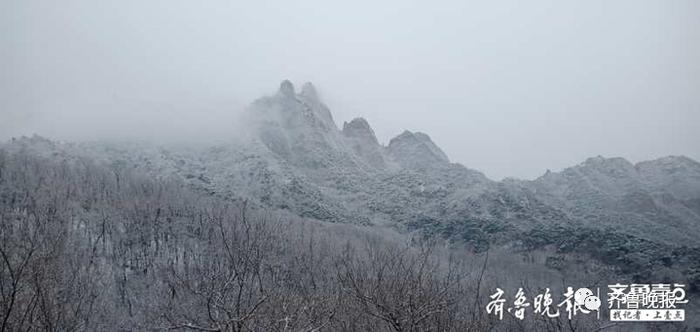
[1,149,614,331]
[1,81,698,331]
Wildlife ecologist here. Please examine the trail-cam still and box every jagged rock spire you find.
[300,82,318,101]
[342,117,378,145]
[342,117,386,168]
[279,79,295,97]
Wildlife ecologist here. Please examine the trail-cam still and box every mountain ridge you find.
[3,81,699,290]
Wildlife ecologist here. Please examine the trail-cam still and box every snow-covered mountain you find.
[4,81,700,285]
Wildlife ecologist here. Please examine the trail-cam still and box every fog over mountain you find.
[2,2,700,330]
[1,80,699,330]
[2,0,699,179]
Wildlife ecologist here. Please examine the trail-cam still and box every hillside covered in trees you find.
[1,82,699,331]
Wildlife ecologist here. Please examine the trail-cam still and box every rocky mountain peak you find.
[637,155,700,171]
[579,156,636,175]
[582,155,631,166]
[300,82,318,101]
[387,130,449,169]
[253,81,334,129]
[298,82,334,125]
[636,155,700,199]
[342,117,378,145]
[536,156,639,196]
[278,79,295,97]
[342,117,385,168]
[249,81,354,170]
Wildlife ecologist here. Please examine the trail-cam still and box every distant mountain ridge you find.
[529,155,700,244]
[4,81,699,288]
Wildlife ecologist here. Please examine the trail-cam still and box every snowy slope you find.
[3,81,699,282]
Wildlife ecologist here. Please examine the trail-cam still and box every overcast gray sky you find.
[1,0,699,179]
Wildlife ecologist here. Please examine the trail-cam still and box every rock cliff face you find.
[342,117,387,169]
[252,80,345,169]
[4,81,700,285]
[387,130,449,169]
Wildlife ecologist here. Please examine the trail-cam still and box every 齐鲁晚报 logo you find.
[486,283,688,322]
